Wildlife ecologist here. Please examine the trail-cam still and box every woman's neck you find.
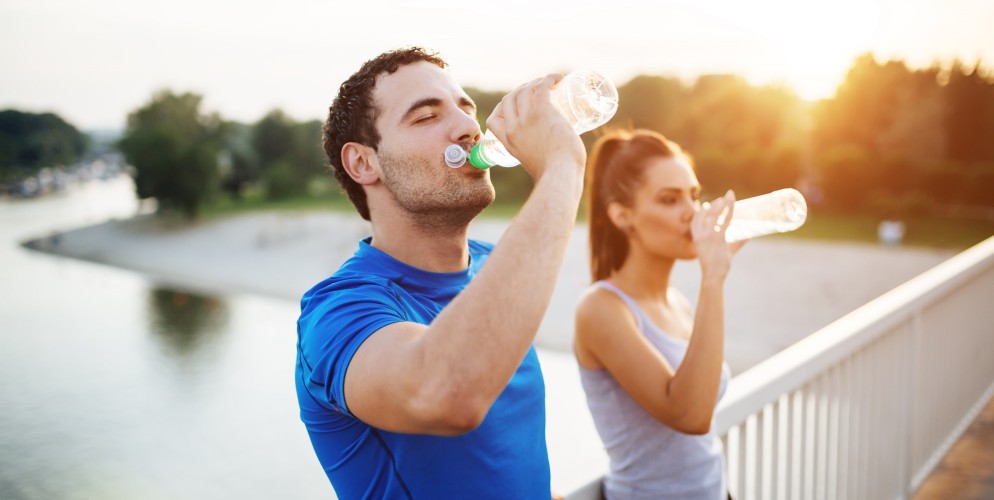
[610,247,675,304]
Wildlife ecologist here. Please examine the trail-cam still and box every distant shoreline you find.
[23,210,955,374]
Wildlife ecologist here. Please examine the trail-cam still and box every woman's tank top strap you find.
[594,280,646,334]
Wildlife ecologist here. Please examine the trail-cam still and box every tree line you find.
[115,91,324,217]
[0,110,88,183]
[11,53,992,220]
[472,54,994,219]
[812,55,994,217]
[606,55,994,219]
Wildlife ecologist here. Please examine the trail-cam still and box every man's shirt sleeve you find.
[297,278,406,416]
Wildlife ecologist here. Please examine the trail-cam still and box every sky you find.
[2,0,993,131]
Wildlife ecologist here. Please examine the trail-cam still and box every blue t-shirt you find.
[295,238,550,499]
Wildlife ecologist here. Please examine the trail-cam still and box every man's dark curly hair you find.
[323,47,448,221]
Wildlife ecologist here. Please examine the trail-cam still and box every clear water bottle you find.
[444,70,619,169]
[723,188,808,242]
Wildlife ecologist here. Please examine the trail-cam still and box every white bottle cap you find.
[444,144,467,168]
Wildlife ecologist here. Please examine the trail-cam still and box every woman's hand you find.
[691,190,745,284]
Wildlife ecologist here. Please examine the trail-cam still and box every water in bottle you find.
[723,188,808,242]
[444,70,619,169]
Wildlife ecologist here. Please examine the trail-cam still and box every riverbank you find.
[23,209,956,374]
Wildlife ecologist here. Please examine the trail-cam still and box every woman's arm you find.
[575,192,743,434]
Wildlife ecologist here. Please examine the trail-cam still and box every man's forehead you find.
[373,61,463,116]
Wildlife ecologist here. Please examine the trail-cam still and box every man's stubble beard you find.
[378,150,496,232]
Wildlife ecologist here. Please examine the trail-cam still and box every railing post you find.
[898,311,922,499]
[745,414,758,500]
[761,403,776,499]
[777,393,790,500]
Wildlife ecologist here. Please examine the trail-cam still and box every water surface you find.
[0,178,330,499]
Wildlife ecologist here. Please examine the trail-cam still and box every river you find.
[0,177,331,499]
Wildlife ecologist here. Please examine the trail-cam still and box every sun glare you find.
[775,2,883,100]
[692,0,883,100]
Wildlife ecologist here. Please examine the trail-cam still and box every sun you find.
[694,0,883,100]
[771,2,883,100]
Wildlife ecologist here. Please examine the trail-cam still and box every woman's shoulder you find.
[576,284,638,336]
[577,283,625,314]
[575,283,640,368]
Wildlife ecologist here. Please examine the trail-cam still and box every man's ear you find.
[607,202,632,233]
[341,142,379,186]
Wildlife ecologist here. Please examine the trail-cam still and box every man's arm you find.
[343,75,586,434]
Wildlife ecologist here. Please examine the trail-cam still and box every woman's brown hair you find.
[587,129,692,281]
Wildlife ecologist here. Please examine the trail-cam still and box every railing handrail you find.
[714,235,994,435]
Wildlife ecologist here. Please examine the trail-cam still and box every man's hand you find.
[484,74,586,181]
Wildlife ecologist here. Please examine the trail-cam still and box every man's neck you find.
[368,210,472,273]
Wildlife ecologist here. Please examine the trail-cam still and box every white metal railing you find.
[567,235,994,500]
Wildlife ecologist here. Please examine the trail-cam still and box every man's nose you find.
[450,111,482,145]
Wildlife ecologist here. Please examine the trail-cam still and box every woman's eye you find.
[414,115,435,124]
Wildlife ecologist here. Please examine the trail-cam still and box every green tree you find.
[812,55,931,212]
[679,75,804,195]
[218,121,259,200]
[812,54,994,213]
[613,75,688,141]
[250,110,325,200]
[291,120,325,176]
[0,110,88,182]
[944,61,994,164]
[118,91,222,218]
[814,143,875,212]
[253,109,297,170]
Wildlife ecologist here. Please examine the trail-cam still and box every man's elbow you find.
[435,409,487,436]
[410,387,491,436]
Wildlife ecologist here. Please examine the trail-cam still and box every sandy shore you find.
[25,209,955,374]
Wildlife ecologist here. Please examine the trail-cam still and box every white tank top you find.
[578,281,730,500]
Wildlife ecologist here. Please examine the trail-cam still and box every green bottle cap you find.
[468,143,493,170]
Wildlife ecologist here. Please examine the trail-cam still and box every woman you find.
[575,129,744,499]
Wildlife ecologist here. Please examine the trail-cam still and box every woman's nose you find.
[683,200,700,222]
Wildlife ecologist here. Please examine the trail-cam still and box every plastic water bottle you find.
[723,188,808,242]
[444,70,619,169]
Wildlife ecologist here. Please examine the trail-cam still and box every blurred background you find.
[2,0,994,498]
[3,0,994,238]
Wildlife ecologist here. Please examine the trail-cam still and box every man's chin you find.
[406,191,495,230]
[456,194,495,222]
[465,184,496,212]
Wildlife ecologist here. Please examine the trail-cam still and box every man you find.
[295,46,585,498]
